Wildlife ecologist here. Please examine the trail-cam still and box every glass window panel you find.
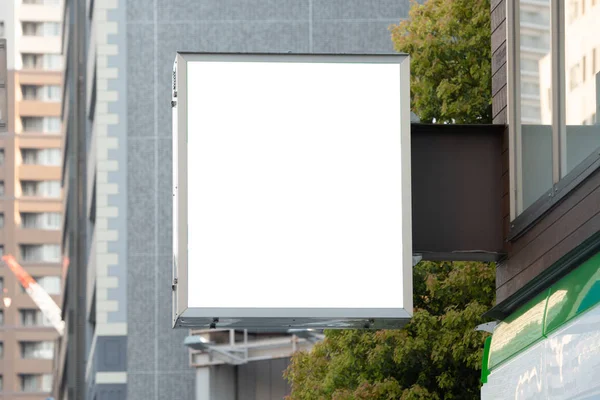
[21,22,37,36]
[0,212,4,228]
[21,85,39,100]
[21,148,37,164]
[20,244,60,262]
[43,54,62,71]
[41,374,52,391]
[19,309,52,326]
[19,374,51,392]
[563,0,600,177]
[43,117,60,133]
[39,149,61,165]
[41,22,60,36]
[20,341,54,359]
[22,117,43,132]
[21,53,42,69]
[42,85,61,101]
[0,148,4,165]
[519,0,553,212]
[21,181,37,196]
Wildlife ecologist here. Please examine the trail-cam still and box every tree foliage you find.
[284,261,496,399]
[390,0,492,124]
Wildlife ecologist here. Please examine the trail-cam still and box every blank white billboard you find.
[173,53,412,329]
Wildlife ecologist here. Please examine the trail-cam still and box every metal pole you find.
[67,0,87,397]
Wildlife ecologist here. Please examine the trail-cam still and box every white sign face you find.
[173,54,411,329]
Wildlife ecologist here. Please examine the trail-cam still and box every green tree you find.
[390,0,492,124]
[284,261,495,399]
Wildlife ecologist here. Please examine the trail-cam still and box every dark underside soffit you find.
[411,123,506,262]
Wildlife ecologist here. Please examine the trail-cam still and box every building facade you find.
[0,0,64,398]
[57,0,413,399]
[482,0,600,396]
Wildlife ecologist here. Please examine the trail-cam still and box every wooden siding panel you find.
[491,0,504,15]
[497,169,600,297]
[498,184,600,286]
[492,41,507,75]
[510,168,600,256]
[493,107,507,125]
[491,2,506,32]
[498,209,600,302]
[491,21,506,57]
[492,64,507,97]
[493,85,507,117]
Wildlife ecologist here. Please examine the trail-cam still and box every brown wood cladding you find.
[491,0,507,125]
[490,0,513,301]
[497,168,600,302]
[492,65,507,97]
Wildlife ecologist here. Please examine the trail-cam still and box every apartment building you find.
[0,0,64,398]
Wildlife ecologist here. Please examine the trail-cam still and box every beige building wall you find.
[0,0,64,398]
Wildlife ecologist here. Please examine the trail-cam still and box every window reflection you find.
[563,0,600,175]
[520,0,552,210]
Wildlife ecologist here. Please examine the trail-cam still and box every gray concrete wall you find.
[125,1,410,399]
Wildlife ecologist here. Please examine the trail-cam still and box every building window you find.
[43,117,60,133]
[0,181,4,197]
[20,341,54,359]
[21,276,61,294]
[21,85,38,100]
[23,0,61,5]
[21,116,43,132]
[21,180,61,198]
[0,310,3,325]
[19,244,61,263]
[19,309,53,326]
[0,245,3,257]
[21,22,60,37]
[21,53,62,71]
[0,342,3,359]
[20,85,59,101]
[0,148,4,165]
[44,85,61,101]
[21,148,61,165]
[19,374,52,393]
[0,277,3,292]
[512,0,600,220]
[0,21,4,37]
[0,212,4,228]
[21,22,37,36]
[21,53,41,69]
[21,116,61,133]
[44,54,62,70]
[21,212,61,230]
[0,375,2,392]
